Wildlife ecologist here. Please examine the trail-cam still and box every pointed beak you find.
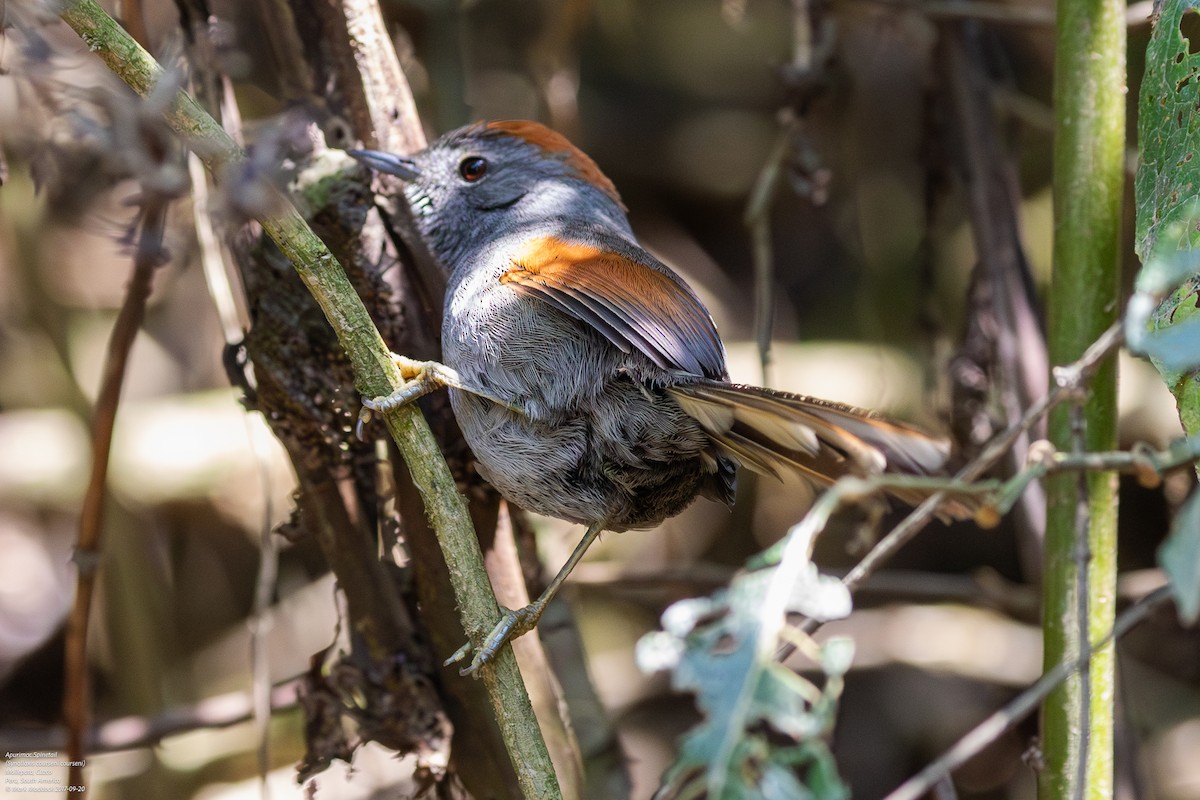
[347,149,421,180]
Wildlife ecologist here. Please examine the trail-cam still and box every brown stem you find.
[313,0,425,153]
[63,199,169,794]
[938,22,1049,583]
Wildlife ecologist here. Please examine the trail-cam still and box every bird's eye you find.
[459,156,488,182]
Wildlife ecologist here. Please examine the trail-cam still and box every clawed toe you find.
[355,405,374,440]
[355,386,423,440]
[355,364,446,440]
[445,605,542,677]
[443,640,474,670]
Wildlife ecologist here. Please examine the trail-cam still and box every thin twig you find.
[989,438,1199,514]
[249,435,279,788]
[744,0,834,385]
[189,154,248,342]
[847,0,1055,23]
[789,321,1124,645]
[1043,442,1199,475]
[744,119,792,384]
[883,586,1172,800]
[63,199,169,794]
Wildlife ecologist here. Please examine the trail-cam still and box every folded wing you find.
[500,235,726,379]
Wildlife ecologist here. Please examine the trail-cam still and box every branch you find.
[57,4,560,797]
[938,20,1048,583]
[313,0,425,153]
[744,118,792,383]
[837,322,1123,600]
[786,321,1123,647]
[63,199,169,794]
[1043,0,1126,789]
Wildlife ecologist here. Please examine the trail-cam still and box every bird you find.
[349,120,965,675]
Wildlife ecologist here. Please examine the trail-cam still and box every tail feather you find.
[668,380,974,519]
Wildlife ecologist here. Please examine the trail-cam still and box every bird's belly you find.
[447,381,718,531]
[442,277,725,528]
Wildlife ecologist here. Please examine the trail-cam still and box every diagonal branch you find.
[57,4,560,797]
[883,586,1172,800]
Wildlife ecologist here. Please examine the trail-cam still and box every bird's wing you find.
[500,235,725,378]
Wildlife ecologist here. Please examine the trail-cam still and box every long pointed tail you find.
[667,379,974,518]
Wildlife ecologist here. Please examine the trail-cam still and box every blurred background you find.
[0,0,1196,798]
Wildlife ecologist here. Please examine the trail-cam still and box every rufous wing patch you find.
[486,120,624,208]
[500,235,724,377]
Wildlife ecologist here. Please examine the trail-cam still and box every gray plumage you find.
[354,121,956,533]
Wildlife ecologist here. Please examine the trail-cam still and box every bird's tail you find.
[667,379,976,519]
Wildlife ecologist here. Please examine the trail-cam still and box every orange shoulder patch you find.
[503,235,607,272]
[499,235,725,378]
[486,120,623,207]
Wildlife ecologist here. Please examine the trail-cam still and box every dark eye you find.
[459,156,488,182]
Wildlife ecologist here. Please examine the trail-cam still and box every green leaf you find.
[643,499,852,800]
[1158,488,1200,625]
[1135,6,1200,259]
[1136,0,1200,440]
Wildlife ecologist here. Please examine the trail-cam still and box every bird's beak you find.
[347,149,421,180]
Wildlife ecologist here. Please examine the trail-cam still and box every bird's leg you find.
[370,354,482,408]
[446,520,607,677]
[358,354,521,437]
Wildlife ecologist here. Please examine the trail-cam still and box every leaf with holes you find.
[1158,488,1200,625]
[643,569,851,800]
[1136,1,1200,440]
[637,506,853,800]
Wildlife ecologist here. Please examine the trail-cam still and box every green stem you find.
[1043,0,1125,793]
[58,3,560,797]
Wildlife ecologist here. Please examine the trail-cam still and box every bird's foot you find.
[444,603,545,677]
[357,355,520,438]
[355,359,440,438]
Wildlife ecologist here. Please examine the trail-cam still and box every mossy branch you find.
[1043,0,1125,790]
[58,2,560,797]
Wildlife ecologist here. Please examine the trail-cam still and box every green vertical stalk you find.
[1043,0,1124,794]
